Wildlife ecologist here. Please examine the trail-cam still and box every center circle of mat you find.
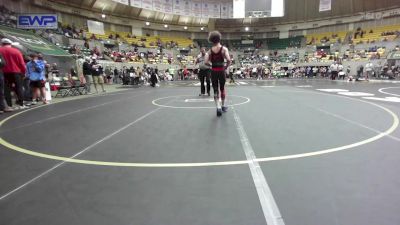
[152,95,251,109]
[0,91,398,168]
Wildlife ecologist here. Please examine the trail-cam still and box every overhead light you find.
[200,27,204,31]
[245,27,249,31]
[184,26,188,30]
[145,21,150,26]
[101,14,106,18]
[164,24,168,28]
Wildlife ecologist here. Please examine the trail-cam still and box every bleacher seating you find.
[84,30,194,49]
[306,31,347,45]
[352,24,399,44]
[266,36,303,50]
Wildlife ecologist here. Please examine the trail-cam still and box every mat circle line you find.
[0,91,398,168]
[378,87,400,97]
[152,95,251,109]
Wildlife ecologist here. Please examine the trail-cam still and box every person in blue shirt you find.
[26,53,47,104]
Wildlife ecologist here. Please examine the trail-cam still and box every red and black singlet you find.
[210,46,225,72]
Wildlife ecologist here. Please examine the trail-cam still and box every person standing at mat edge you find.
[196,47,211,96]
[90,58,106,93]
[0,38,27,109]
[26,53,47,104]
[0,53,13,113]
[205,31,232,117]
[82,57,93,94]
[330,61,339,80]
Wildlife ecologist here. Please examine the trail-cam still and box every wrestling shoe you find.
[217,108,222,117]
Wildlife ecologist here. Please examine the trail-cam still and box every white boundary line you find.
[0,89,398,168]
[378,87,400,97]
[255,90,399,162]
[315,107,400,142]
[232,106,285,225]
[0,107,162,201]
[0,90,151,133]
[152,95,250,109]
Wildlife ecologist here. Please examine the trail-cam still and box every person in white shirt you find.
[312,66,318,77]
[338,63,345,80]
[365,62,373,80]
[330,61,339,80]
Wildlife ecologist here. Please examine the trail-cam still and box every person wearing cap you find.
[0,38,27,109]
[90,59,105,93]
[26,53,47,104]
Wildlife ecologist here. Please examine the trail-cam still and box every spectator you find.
[312,66,318,77]
[90,59,105,93]
[150,68,158,87]
[113,67,119,83]
[338,63,345,80]
[104,66,112,84]
[82,57,93,94]
[183,66,189,80]
[0,52,12,113]
[84,40,90,49]
[70,67,77,77]
[26,53,47,104]
[0,38,27,109]
[356,64,364,79]
[365,62,374,80]
[329,61,339,80]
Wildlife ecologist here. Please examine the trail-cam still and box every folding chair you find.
[70,77,87,95]
[54,77,73,98]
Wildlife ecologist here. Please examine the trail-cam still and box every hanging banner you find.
[173,0,183,15]
[162,0,173,13]
[153,0,163,12]
[142,0,153,10]
[228,2,234,18]
[191,0,202,17]
[202,1,211,18]
[233,0,244,18]
[220,2,229,18]
[174,0,192,16]
[319,0,331,12]
[131,0,142,8]
[87,20,105,35]
[112,0,129,5]
[182,0,192,16]
[210,1,221,18]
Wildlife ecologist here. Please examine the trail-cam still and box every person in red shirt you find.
[0,53,13,113]
[0,38,27,109]
[183,66,189,80]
